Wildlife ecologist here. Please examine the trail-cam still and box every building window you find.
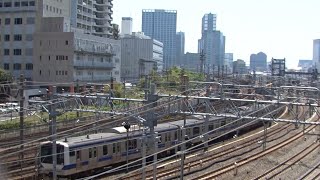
[65,71,68,75]
[0,3,2,8]
[14,34,22,41]
[5,18,10,25]
[13,63,21,70]
[21,1,28,6]
[4,64,9,70]
[40,70,42,75]
[26,63,33,70]
[49,56,51,60]
[4,2,12,7]
[65,56,68,60]
[14,18,23,25]
[29,1,35,6]
[26,17,35,24]
[13,49,22,55]
[46,5,48,10]
[56,71,58,75]
[65,40,68,45]
[14,2,20,7]
[4,49,9,55]
[4,34,10,41]
[40,56,42,61]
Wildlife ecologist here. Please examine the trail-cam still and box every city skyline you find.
[113,0,320,68]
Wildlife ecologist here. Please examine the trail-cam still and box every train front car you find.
[39,141,70,177]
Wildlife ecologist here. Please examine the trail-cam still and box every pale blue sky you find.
[113,0,320,68]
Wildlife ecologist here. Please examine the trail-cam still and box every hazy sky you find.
[113,0,320,68]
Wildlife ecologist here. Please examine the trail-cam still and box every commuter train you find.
[38,105,278,178]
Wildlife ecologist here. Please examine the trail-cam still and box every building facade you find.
[224,53,233,74]
[121,17,132,35]
[298,59,313,72]
[0,0,71,80]
[233,59,247,74]
[33,17,121,83]
[142,9,177,70]
[313,39,320,71]
[250,52,267,71]
[176,31,185,67]
[183,52,200,72]
[70,0,113,37]
[121,32,163,81]
[198,13,225,68]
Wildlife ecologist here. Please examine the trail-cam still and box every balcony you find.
[74,75,112,82]
[74,43,115,56]
[73,60,115,70]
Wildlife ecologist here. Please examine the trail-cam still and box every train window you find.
[129,140,137,150]
[167,133,171,141]
[69,150,75,157]
[93,147,97,157]
[193,127,200,135]
[209,125,214,131]
[89,148,92,158]
[174,131,178,140]
[103,145,108,155]
[117,143,121,152]
[113,143,116,153]
[76,151,80,160]
[186,128,191,135]
[221,120,226,126]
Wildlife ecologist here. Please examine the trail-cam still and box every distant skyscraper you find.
[202,13,216,33]
[183,52,200,72]
[121,17,133,35]
[313,39,320,71]
[176,32,185,66]
[142,9,177,69]
[198,13,225,68]
[224,53,234,73]
[250,52,267,71]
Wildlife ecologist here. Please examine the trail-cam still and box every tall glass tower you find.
[142,9,177,70]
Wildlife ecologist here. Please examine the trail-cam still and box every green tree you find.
[0,69,12,83]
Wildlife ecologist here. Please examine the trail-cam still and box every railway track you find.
[298,160,320,180]
[195,110,317,180]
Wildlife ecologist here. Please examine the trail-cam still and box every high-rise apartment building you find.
[313,39,320,71]
[142,9,177,69]
[198,13,225,68]
[70,0,113,37]
[0,0,71,80]
[176,32,185,67]
[121,32,163,81]
[250,52,267,71]
[121,17,132,35]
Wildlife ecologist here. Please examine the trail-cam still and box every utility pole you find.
[110,76,114,111]
[49,86,57,180]
[200,50,205,76]
[180,74,189,180]
[19,74,25,170]
[76,79,79,118]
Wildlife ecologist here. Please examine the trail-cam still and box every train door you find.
[76,150,82,172]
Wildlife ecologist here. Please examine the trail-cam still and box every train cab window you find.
[76,151,80,160]
[186,128,191,135]
[103,145,108,155]
[93,147,97,157]
[209,125,214,131]
[89,148,92,158]
[193,127,200,135]
[158,135,162,144]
